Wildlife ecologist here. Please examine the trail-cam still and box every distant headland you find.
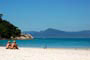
[0,14,33,40]
[23,28,90,38]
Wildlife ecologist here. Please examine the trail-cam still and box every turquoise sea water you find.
[0,38,90,48]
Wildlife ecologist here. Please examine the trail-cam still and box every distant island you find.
[23,28,90,38]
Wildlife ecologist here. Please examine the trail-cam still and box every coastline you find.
[0,47,90,60]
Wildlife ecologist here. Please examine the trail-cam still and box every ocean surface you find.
[0,38,90,48]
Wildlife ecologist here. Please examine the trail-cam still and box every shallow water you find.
[0,38,90,48]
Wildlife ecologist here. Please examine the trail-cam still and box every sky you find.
[0,0,90,32]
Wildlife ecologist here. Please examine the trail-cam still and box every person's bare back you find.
[10,42,18,49]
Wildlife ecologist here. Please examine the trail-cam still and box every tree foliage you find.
[0,14,21,39]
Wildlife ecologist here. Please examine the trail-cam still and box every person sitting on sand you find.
[6,40,12,49]
[10,40,18,49]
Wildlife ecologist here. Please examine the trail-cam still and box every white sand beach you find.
[0,47,90,60]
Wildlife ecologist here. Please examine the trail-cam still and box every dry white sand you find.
[0,47,90,60]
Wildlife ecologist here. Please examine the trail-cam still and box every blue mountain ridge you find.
[23,28,90,38]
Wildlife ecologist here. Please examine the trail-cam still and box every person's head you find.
[8,42,11,44]
[13,42,16,43]
[13,41,16,44]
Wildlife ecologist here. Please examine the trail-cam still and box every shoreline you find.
[1,46,90,49]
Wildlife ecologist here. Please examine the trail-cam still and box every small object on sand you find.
[43,43,47,49]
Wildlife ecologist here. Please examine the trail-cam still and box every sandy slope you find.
[0,47,90,60]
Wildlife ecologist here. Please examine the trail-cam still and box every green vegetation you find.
[0,14,21,39]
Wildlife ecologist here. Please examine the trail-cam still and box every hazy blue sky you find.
[0,0,90,31]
